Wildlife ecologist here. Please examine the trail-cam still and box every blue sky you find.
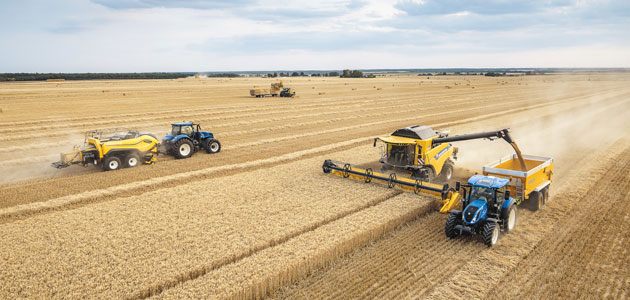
[1,0,629,72]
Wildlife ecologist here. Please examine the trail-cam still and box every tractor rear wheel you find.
[482,221,500,247]
[103,156,121,171]
[504,205,517,233]
[124,152,140,168]
[205,139,221,154]
[445,212,460,238]
[174,139,194,159]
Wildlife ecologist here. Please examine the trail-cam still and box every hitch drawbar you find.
[322,160,462,213]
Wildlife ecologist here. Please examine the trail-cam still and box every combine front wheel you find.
[437,162,454,181]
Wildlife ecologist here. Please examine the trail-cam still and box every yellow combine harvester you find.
[52,129,159,171]
[323,127,533,212]
[374,126,526,181]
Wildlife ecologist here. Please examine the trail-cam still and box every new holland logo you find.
[434,145,451,160]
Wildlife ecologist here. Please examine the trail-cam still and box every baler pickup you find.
[322,159,462,213]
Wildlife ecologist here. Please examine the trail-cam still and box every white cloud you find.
[0,0,628,71]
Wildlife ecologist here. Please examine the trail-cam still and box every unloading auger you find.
[322,160,463,213]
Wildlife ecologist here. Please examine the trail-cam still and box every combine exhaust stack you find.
[322,160,462,213]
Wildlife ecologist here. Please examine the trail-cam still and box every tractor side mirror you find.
[505,190,510,199]
[373,138,377,147]
[455,182,461,191]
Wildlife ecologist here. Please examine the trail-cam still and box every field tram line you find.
[0,95,605,222]
[0,93,442,141]
[0,94,395,132]
[0,87,505,140]
[0,82,602,133]
[0,86,457,127]
[0,83,592,139]
[424,140,630,300]
[125,190,405,300]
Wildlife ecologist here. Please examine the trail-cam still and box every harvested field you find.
[1,74,629,299]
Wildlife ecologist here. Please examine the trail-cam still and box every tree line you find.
[0,72,215,82]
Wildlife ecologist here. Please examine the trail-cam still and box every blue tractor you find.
[445,175,517,247]
[162,122,221,159]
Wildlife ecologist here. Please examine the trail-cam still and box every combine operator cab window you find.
[387,144,415,166]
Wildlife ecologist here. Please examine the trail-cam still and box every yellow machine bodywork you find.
[53,130,159,171]
[322,160,462,213]
[376,126,457,180]
[482,154,554,204]
[85,136,158,161]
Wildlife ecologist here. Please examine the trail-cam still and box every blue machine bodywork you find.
[162,122,218,157]
[463,199,488,225]
[446,174,520,246]
[467,174,510,189]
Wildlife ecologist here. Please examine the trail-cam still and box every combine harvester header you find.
[322,160,463,213]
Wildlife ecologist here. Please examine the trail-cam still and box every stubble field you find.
[0,74,628,299]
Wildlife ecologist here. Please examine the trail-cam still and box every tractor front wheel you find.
[205,139,221,154]
[174,139,194,159]
[103,156,121,171]
[482,221,500,247]
[445,212,460,238]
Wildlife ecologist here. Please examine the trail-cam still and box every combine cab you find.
[162,122,221,159]
[52,129,159,171]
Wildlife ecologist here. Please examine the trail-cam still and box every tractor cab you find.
[170,122,198,137]
[444,174,517,246]
[162,122,220,159]
[461,175,512,225]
